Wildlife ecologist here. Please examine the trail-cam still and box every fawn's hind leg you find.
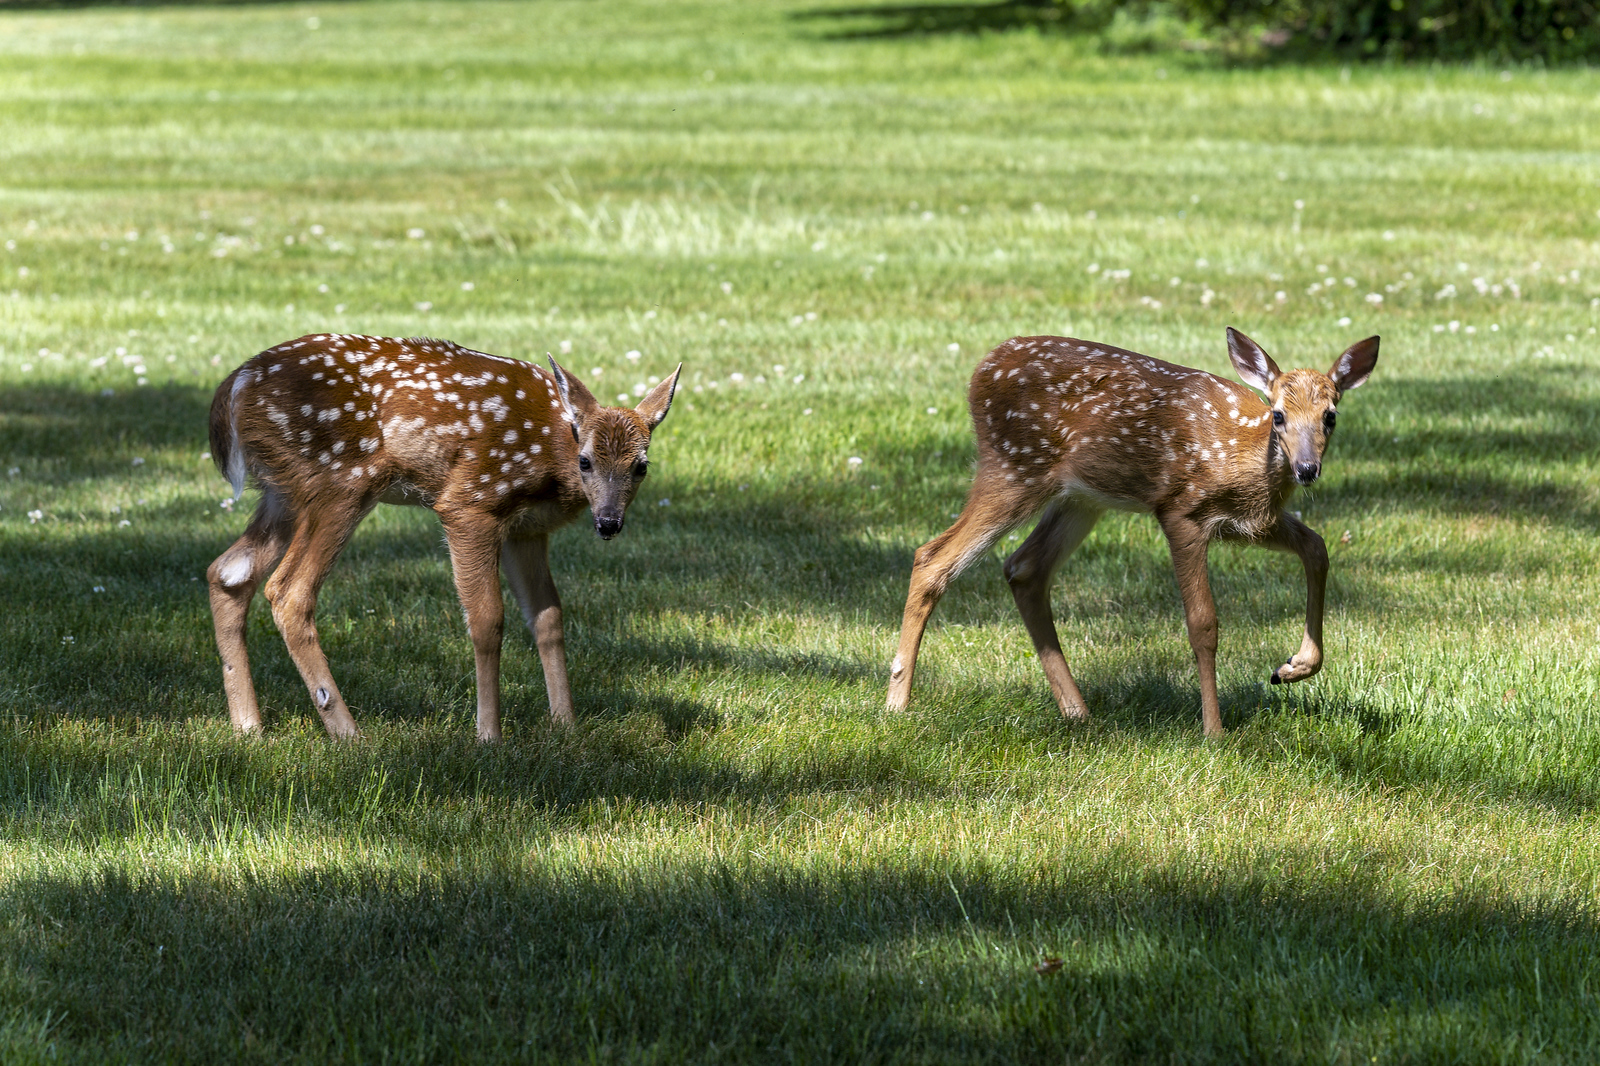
[1003,496,1103,719]
[207,488,291,733]
[262,498,370,738]
[888,480,1043,712]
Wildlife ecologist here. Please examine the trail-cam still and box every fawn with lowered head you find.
[888,327,1379,736]
[207,333,680,740]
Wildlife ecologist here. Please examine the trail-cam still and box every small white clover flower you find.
[926,407,938,415]
[625,350,641,362]
[848,456,863,467]
[27,509,42,523]
[407,228,425,239]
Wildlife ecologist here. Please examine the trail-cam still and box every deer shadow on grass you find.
[2,855,1594,1062]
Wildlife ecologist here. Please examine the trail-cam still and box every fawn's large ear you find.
[635,363,682,430]
[1329,335,1379,394]
[547,355,599,441]
[1226,327,1281,396]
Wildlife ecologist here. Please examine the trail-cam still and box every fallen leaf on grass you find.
[1034,957,1063,976]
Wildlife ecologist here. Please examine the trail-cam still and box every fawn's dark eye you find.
[578,455,592,472]
[1323,409,1337,430]
[633,461,649,479]
[1272,409,1286,427]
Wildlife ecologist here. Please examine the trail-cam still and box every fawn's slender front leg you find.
[1161,513,1224,737]
[1002,497,1103,719]
[1261,512,1328,685]
[206,490,290,733]
[444,515,508,741]
[501,531,575,726]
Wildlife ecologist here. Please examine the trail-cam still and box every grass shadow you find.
[1326,367,1600,533]
[1239,686,1600,815]
[1,857,1594,1062]
[789,0,1082,39]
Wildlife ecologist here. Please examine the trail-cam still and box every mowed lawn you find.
[2,1,1600,1060]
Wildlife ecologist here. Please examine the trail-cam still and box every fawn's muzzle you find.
[594,514,624,539]
[1294,462,1321,485]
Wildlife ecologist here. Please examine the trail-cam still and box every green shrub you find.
[1169,0,1600,61]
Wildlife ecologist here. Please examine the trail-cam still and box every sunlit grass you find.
[1,0,1599,1061]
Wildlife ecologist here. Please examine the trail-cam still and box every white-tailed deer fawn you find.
[888,328,1378,736]
[206,334,680,740]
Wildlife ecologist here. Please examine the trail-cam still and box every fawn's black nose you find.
[595,514,624,539]
[1294,462,1321,485]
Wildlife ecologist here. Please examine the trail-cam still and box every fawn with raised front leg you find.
[888,327,1378,736]
[206,333,681,740]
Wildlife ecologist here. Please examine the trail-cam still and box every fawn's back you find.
[972,335,1290,538]
[215,333,582,517]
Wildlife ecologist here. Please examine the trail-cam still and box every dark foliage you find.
[1183,0,1600,62]
[796,0,1600,62]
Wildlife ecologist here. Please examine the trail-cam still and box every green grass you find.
[3,1,1600,1061]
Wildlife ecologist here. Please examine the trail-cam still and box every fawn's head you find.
[1227,327,1379,487]
[548,356,682,539]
